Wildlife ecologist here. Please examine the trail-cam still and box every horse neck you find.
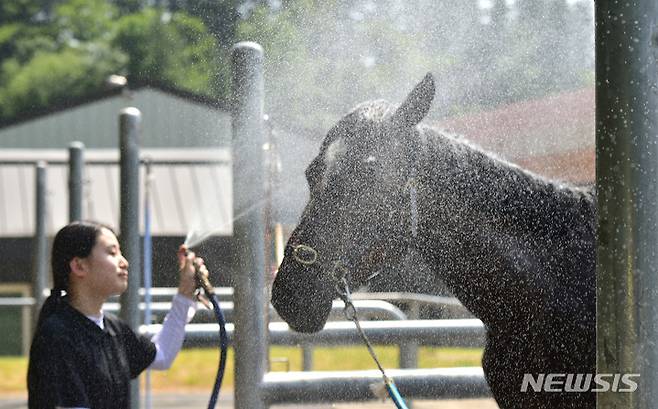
[410,129,596,325]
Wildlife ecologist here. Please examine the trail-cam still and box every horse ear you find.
[390,73,435,128]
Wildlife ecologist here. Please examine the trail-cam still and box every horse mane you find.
[418,124,596,239]
[319,100,396,151]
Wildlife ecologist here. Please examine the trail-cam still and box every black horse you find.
[271,74,596,408]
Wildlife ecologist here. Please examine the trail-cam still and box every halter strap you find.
[406,132,421,239]
[406,178,419,239]
[292,244,351,288]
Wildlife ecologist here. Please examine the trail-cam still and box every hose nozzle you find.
[195,264,215,296]
[180,244,215,309]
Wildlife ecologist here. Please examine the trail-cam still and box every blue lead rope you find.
[338,278,409,408]
[385,378,409,409]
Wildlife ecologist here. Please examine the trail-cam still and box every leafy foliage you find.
[112,8,225,96]
[0,0,226,123]
[168,0,241,45]
[0,46,126,119]
[0,0,44,25]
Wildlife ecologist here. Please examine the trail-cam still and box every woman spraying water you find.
[28,220,212,409]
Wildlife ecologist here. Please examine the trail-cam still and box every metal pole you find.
[399,301,419,369]
[118,107,142,409]
[302,344,313,371]
[596,1,658,408]
[143,160,153,409]
[68,141,84,222]
[261,367,490,405]
[32,162,48,335]
[399,301,419,409]
[231,41,267,409]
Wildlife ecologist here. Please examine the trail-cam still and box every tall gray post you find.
[596,1,658,408]
[231,41,267,409]
[118,108,142,409]
[32,161,48,333]
[399,301,419,370]
[302,344,314,371]
[68,141,84,222]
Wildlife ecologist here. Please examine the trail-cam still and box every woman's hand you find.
[177,245,209,300]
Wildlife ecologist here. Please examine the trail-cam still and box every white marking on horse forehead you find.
[324,138,346,168]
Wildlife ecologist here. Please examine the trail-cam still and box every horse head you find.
[271,74,436,332]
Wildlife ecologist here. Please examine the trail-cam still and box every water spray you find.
[183,198,269,248]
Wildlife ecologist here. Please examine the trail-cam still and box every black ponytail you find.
[34,289,64,331]
[34,221,113,329]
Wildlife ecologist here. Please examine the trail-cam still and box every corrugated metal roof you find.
[0,148,232,237]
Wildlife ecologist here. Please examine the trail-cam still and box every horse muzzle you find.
[271,255,333,333]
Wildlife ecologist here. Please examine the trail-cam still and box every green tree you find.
[111,0,144,15]
[0,0,230,122]
[112,7,227,97]
[0,0,44,25]
[0,46,126,119]
[169,0,241,45]
[53,0,118,42]
[0,0,126,121]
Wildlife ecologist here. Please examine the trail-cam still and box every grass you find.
[0,299,24,355]
[1,346,483,393]
[0,356,28,394]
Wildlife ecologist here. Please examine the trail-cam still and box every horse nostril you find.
[292,244,318,265]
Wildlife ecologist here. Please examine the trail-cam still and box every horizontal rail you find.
[30,287,235,300]
[110,287,466,308]
[0,159,230,166]
[0,297,35,306]
[105,299,408,323]
[113,288,467,305]
[140,319,486,348]
[138,287,234,296]
[352,292,473,318]
[261,367,491,404]
[113,287,235,299]
[268,319,485,347]
[352,292,464,306]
